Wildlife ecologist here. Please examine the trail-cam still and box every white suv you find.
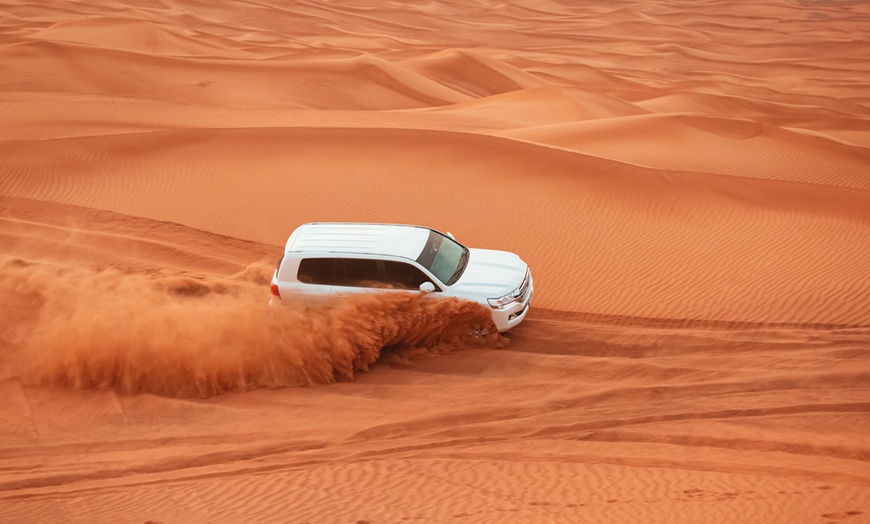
[269,223,533,332]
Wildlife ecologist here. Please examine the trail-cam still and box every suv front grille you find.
[517,268,531,301]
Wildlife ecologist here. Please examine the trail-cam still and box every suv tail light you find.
[270,283,281,298]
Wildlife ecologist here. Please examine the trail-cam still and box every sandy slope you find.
[1,0,869,522]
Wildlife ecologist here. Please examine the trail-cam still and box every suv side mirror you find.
[446,231,455,240]
[419,282,436,293]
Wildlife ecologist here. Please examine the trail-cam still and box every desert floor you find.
[1,0,869,522]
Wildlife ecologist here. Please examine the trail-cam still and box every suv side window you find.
[383,260,430,290]
[341,258,381,287]
[297,258,337,285]
[298,257,434,290]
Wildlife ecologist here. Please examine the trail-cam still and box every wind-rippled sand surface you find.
[1,1,868,522]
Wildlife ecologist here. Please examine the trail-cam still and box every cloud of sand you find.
[0,258,505,398]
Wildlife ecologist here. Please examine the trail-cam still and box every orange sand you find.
[1,0,869,522]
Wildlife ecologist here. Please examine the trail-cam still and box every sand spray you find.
[0,258,505,397]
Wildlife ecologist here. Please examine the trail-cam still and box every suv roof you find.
[284,222,433,260]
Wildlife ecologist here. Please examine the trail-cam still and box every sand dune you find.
[1,0,868,522]
[26,17,258,57]
[3,127,869,323]
[501,113,870,189]
[400,48,548,97]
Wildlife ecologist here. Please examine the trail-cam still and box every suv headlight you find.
[488,288,521,309]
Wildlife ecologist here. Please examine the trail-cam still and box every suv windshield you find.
[415,230,469,286]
